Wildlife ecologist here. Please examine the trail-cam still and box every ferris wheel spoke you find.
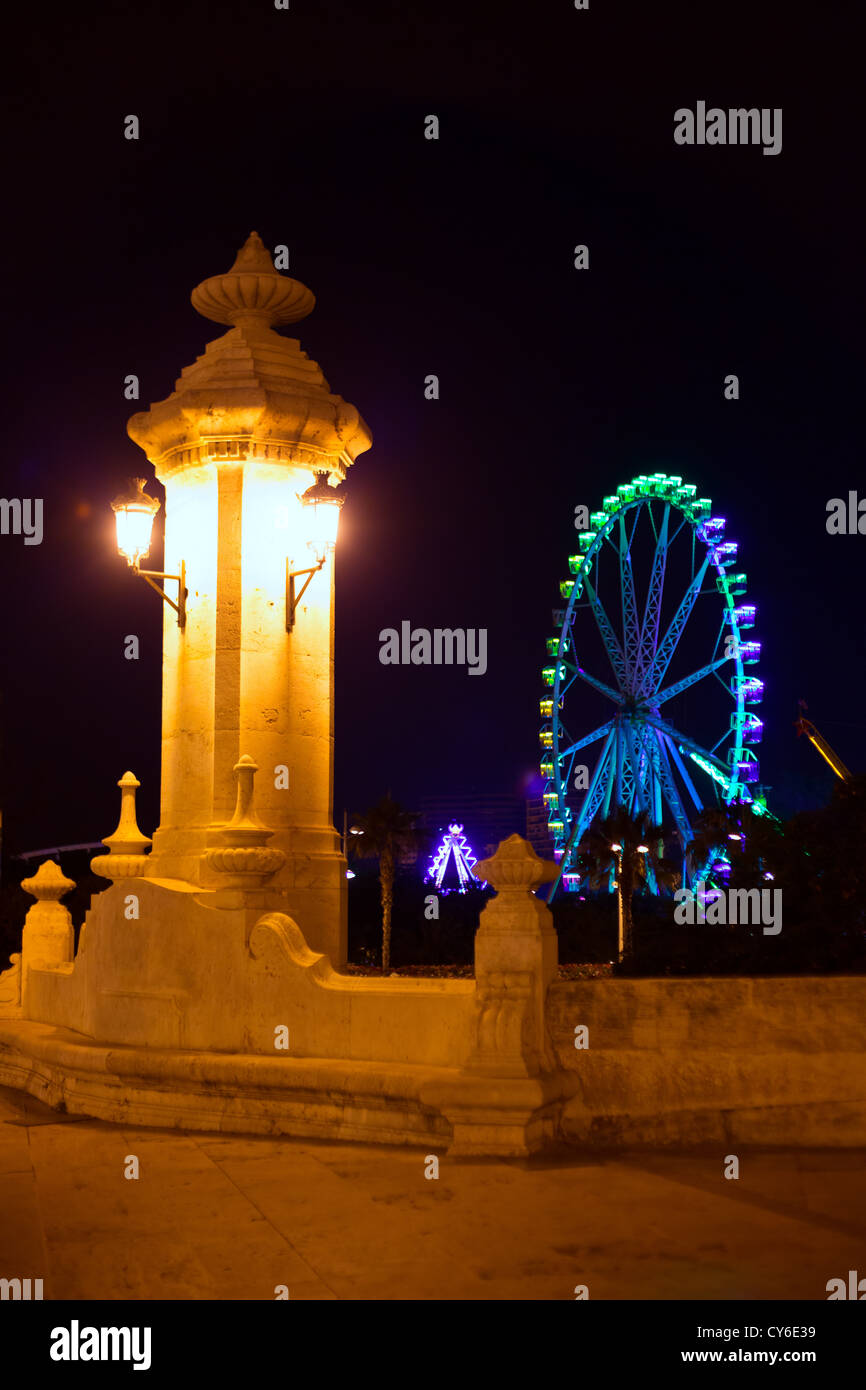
[575,666,621,704]
[622,724,642,816]
[556,666,581,702]
[548,729,617,899]
[632,722,653,815]
[633,503,670,692]
[646,715,733,797]
[647,726,664,824]
[627,720,655,817]
[659,730,704,812]
[574,734,617,842]
[583,574,628,691]
[654,654,732,706]
[559,718,615,758]
[602,732,617,817]
[617,721,641,815]
[645,713,716,764]
[653,729,697,845]
[639,552,712,699]
[619,516,641,684]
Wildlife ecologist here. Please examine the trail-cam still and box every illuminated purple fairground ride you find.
[425,824,487,894]
[540,473,771,899]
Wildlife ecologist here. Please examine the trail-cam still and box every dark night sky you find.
[0,0,862,853]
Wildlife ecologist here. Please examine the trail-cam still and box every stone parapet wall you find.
[549,977,866,1146]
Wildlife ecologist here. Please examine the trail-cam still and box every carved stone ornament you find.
[204,755,286,886]
[473,835,558,894]
[91,771,151,880]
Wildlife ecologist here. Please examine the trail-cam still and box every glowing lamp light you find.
[610,842,622,853]
[111,477,186,627]
[111,477,160,567]
[636,844,649,854]
[299,471,344,561]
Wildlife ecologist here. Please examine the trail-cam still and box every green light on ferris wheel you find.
[686,749,770,817]
[686,749,737,796]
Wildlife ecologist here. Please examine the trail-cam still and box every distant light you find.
[728,832,743,841]
[636,844,649,854]
[763,871,774,881]
[425,823,485,893]
[610,841,622,852]
[345,869,355,879]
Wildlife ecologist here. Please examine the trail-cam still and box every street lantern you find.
[301,470,344,561]
[111,477,187,627]
[111,477,160,567]
[286,471,345,630]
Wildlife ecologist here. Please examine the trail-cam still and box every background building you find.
[419,794,538,863]
[525,796,555,861]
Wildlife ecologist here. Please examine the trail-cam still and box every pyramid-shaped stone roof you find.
[128,233,372,480]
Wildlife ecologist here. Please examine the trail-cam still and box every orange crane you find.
[795,700,852,782]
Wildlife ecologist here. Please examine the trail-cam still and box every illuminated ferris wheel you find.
[540,472,769,896]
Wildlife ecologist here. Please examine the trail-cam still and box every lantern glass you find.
[300,473,344,560]
[308,497,341,558]
[115,506,156,565]
[112,478,160,566]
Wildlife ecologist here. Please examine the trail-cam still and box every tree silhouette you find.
[349,795,425,970]
[575,808,674,960]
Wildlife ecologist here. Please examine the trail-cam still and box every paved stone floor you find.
[0,1086,863,1300]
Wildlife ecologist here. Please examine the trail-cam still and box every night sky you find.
[0,0,862,856]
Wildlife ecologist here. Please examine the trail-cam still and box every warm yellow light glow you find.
[300,471,344,561]
[246,465,305,595]
[112,477,160,566]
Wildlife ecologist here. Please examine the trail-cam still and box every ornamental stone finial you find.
[22,860,76,903]
[473,835,558,895]
[204,755,286,887]
[19,860,76,1004]
[91,771,151,880]
[220,754,272,847]
[190,230,315,331]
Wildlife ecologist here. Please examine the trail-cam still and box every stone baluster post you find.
[421,835,572,1156]
[20,860,76,1008]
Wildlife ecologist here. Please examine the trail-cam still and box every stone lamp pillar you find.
[126,233,372,964]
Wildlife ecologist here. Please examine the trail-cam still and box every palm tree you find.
[576,808,673,960]
[349,795,424,971]
[686,803,747,888]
